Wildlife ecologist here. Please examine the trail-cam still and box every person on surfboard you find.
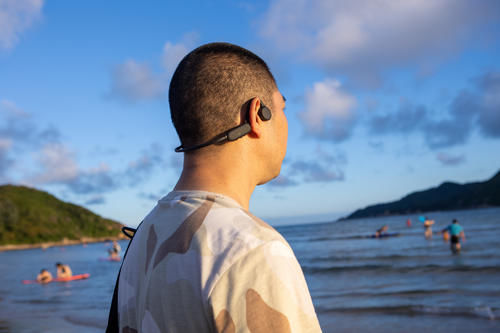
[36,269,52,284]
[56,262,72,279]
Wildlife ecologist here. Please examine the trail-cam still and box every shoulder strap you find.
[105,224,141,333]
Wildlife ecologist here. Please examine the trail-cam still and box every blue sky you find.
[1,0,499,227]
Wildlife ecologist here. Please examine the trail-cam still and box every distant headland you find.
[341,170,500,221]
[0,185,126,251]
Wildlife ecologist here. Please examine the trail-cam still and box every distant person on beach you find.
[375,225,389,237]
[107,43,321,332]
[423,217,434,238]
[36,269,52,284]
[442,219,466,253]
[55,262,72,279]
[406,218,412,227]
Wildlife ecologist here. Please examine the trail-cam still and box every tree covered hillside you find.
[344,170,500,220]
[0,185,123,245]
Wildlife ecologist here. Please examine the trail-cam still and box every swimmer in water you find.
[37,269,52,284]
[55,262,72,278]
[375,225,389,238]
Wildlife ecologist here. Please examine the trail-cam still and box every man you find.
[442,219,466,253]
[36,269,53,284]
[55,262,72,279]
[111,43,321,332]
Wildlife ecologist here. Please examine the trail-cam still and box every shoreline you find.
[0,235,128,252]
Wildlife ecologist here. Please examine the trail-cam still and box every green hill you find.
[343,170,500,220]
[0,184,124,246]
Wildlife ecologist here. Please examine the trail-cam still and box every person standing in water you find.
[423,217,434,238]
[442,219,466,253]
[109,240,121,259]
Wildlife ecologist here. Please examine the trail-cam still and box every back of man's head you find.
[169,42,277,149]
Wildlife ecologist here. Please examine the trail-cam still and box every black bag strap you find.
[106,224,141,333]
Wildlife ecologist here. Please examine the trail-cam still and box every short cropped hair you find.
[169,42,277,147]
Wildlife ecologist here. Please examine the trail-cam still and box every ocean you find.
[0,207,499,332]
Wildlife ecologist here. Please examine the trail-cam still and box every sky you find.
[1,0,499,227]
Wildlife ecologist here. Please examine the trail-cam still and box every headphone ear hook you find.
[174,100,272,152]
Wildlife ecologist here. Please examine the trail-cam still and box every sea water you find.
[0,207,499,332]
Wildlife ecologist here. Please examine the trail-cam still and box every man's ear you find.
[248,97,264,138]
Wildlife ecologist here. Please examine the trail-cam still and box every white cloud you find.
[260,0,500,86]
[0,137,13,179]
[26,142,166,196]
[162,41,189,73]
[107,35,197,103]
[299,79,357,142]
[368,70,500,148]
[85,195,106,205]
[28,144,117,195]
[0,0,43,50]
[0,99,29,117]
[162,33,198,74]
[0,137,12,151]
[108,60,167,102]
[124,143,164,186]
[32,143,78,183]
[0,99,63,182]
[269,147,347,187]
[436,152,466,166]
[477,71,500,138]
[87,163,110,175]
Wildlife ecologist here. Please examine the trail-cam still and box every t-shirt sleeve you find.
[209,240,322,333]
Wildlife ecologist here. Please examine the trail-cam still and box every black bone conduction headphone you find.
[174,102,272,153]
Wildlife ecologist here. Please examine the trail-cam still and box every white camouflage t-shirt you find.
[118,191,322,332]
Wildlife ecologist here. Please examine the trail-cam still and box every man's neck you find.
[173,147,257,210]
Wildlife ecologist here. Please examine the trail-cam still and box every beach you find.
[0,207,499,332]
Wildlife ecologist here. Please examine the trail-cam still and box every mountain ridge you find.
[342,170,500,220]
